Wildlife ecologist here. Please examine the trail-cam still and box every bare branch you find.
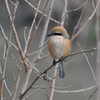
[0,23,18,51]
[35,53,50,63]
[71,0,100,41]
[24,0,59,24]
[23,82,48,100]
[32,83,81,90]
[71,0,88,38]
[67,2,85,13]
[60,0,68,26]
[11,54,20,71]
[4,0,26,65]
[10,72,21,100]
[0,29,12,99]
[18,76,40,100]
[27,44,47,57]
[54,84,98,93]
[3,80,12,96]
[77,42,98,85]
[88,87,98,100]
[25,0,50,57]
[0,64,2,74]
[49,65,57,100]
[23,27,27,43]
[10,0,19,23]
[31,0,54,62]
[23,0,41,54]
[20,69,32,95]
[19,0,51,97]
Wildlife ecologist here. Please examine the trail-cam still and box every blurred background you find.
[0,0,97,100]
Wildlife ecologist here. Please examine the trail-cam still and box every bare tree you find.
[0,0,99,100]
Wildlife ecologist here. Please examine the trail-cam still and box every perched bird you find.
[47,26,71,78]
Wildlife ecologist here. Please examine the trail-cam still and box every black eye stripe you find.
[53,32,62,36]
[47,32,62,37]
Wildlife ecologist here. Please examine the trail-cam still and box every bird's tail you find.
[59,61,65,78]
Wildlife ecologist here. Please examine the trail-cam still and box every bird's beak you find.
[47,33,52,37]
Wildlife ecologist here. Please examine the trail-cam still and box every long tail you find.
[59,61,65,78]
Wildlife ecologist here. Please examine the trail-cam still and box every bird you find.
[47,26,71,78]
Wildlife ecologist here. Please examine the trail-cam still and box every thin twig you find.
[60,1,86,24]
[18,76,40,100]
[4,0,27,65]
[23,82,48,100]
[27,44,48,57]
[0,23,18,51]
[67,2,85,13]
[60,0,68,26]
[49,65,58,100]
[31,0,54,63]
[4,6,31,98]
[25,0,50,57]
[24,0,59,24]
[95,1,100,100]
[88,87,98,100]
[3,80,12,97]
[77,42,98,85]
[11,54,20,71]
[18,0,50,99]
[54,85,98,93]
[77,42,98,100]
[11,0,19,24]
[0,29,12,99]
[71,0,88,38]
[71,0,100,41]
[32,83,82,90]
[23,27,27,43]
[24,0,41,55]
[20,0,42,95]
[35,53,50,63]
[0,64,2,74]
[92,0,96,11]
[10,72,21,100]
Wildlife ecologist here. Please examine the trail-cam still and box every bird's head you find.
[47,26,69,39]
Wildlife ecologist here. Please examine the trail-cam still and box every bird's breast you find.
[48,36,64,59]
